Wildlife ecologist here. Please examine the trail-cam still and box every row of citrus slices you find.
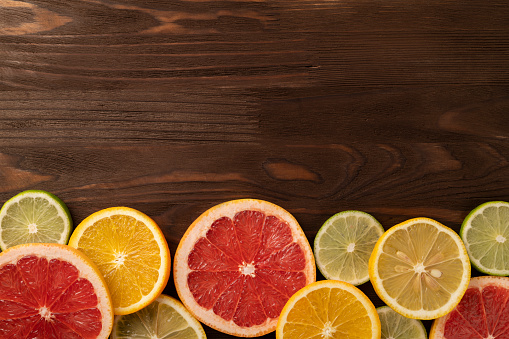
[0,190,508,338]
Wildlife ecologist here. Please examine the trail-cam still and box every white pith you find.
[28,223,38,234]
[174,199,316,337]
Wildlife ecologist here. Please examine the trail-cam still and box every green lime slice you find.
[314,210,384,285]
[460,201,509,276]
[0,190,72,251]
[111,294,206,339]
[377,306,427,339]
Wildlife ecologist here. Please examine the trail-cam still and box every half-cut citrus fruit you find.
[377,306,426,339]
[0,190,72,251]
[174,199,316,337]
[430,276,509,339]
[460,201,509,276]
[0,243,113,338]
[314,210,384,285]
[276,280,381,339]
[369,217,471,320]
[111,294,206,339]
[68,207,171,315]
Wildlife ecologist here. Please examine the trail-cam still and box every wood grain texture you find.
[1,0,509,337]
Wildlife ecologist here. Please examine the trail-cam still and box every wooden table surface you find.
[1,0,509,337]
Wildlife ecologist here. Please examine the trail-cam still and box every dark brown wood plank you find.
[1,0,509,337]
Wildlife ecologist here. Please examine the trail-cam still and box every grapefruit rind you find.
[276,280,381,339]
[0,190,72,251]
[68,207,171,316]
[0,243,114,338]
[314,210,384,286]
[429,276,509,338]
[369,217,471,320]
[174,199,316,337]
[460,201,509,276]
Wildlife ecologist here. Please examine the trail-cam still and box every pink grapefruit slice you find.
[174,199,316,337]
[430,276,509,339]
[0,243,113,338]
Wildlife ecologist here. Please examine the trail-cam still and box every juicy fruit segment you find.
[461,201,509,275]
[0,243,113,338]
[430,276,509,339]
[79,215,161,309]
[314,210,384,285]
[0,190,72,250]
[68,207,171,315]
[187,212,306,326]
[174,199,316,337]
[276,280,381,339]
[377,306,426,339]
[112,294,206,339]
[369,218,471,319]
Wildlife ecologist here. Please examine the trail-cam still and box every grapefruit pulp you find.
[430,276,509,338]
[174,199,316,337]
[0,243,113,338]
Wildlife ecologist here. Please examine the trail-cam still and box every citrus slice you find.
[0,243,113,338]
[276,280,381,339]
[68,207,171,315]
[369,217,471,320]
[377,306,427,339]
[460,201,509,276]
[314,210,384,285]
[174,199,316,337]
[430,276,509,339]
[0,190,72,251]
[111,294,206,339]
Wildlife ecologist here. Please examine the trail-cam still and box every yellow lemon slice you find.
[276,280,381,339]
[369,217,471,320]
[69,207,171,315]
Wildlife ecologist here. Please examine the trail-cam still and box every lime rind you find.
[460,201,509,276]
[376,306,427,339]
[314,210,384,285]
[0,190,72,251]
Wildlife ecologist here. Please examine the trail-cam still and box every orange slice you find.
[276,280,381,339]
[68,207,171,315]
[174,199,316,337]
[0,243,113,338]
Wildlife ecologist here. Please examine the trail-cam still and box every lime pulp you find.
[460,201,509,276]
[314,210,384,285]
[377,306,427,339]
[0,190,72,251]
